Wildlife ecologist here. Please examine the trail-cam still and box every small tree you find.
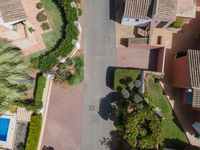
[36,2,43,9]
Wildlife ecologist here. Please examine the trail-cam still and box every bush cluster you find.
[40,22,50,30]
[55,55,84,86]
[25,114,42,150]
[32,0,79,72]
[36,11,47,22]
[36,2,43,9]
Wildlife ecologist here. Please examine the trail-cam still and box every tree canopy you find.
[0,39,33,111]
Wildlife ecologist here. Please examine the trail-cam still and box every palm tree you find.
[0,39,33,111]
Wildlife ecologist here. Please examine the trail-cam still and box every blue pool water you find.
[0,118,10,141]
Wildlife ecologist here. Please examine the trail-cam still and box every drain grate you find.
[89,105,95,111]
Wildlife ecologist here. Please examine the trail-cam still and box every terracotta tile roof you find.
[0,0,26,23]
[123,0,154,19]
[188,49,200,88]
[192,88,200,108]
[155,0,177,21]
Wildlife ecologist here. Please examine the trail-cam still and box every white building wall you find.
[121,17,151,26]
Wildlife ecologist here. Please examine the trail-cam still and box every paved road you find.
[81,0,117,149]
[41,83,84,150]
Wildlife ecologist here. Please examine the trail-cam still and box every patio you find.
[0,0,51,55]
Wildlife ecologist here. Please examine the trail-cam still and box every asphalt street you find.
[81,0,117,149]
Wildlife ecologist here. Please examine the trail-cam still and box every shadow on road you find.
[98,92,118,120]
[100,131,132,150]
[106,66,116,90]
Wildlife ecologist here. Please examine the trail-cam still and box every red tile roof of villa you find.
[0,0,26,23]
[186,50,200,109]
[193,88,200,108]
[188,49,200,88]
[123,0,154,19]
[155,0,177,21]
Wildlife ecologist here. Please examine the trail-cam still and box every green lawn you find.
[146,77,189,149]
[31,0,63,57]
[114,68,140,90]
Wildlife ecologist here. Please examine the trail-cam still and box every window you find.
[135,19,139,22]
[156,21,168,28]
[157,36,162,45]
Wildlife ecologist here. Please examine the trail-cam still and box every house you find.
[121,0,196,28]
[0,0,26,29]
[121,0,177,28]
[172,50,200,110]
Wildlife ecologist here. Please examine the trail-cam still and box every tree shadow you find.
[98,92,119,121]
[100,130,132,150]
[162,138,199,150]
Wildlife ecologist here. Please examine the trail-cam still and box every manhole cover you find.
[89,105,95,111]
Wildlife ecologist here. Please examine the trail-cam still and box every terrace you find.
[116,44,165,73]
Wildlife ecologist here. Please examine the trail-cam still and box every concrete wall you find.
[121,17,151,26]
[156,47,166,73]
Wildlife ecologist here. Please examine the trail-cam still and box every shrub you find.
[36,0,79,72]
[171,18,186,28]
[17,142,25,150]
[55,55,84,86]
[40,22,50,31]
[25,114,42,150]
[36,11,47,22]
[28,27,35,33]
[36,2,43,9]
[77,8,82,16]
[34,75,46,109]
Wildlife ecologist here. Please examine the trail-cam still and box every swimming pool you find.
[0,118,10,141]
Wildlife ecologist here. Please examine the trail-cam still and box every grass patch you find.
[34,75,46,109]
[25,114,42,150]
[114,69,140,90]
[146,76,189,149]
[41,0,63,51]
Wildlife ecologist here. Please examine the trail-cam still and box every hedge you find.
[25,114,42,150]
[34,0,79,72]
[34,75,46,109]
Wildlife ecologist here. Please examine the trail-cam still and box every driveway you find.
[81,0,117,149]
[41,82,84,150]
